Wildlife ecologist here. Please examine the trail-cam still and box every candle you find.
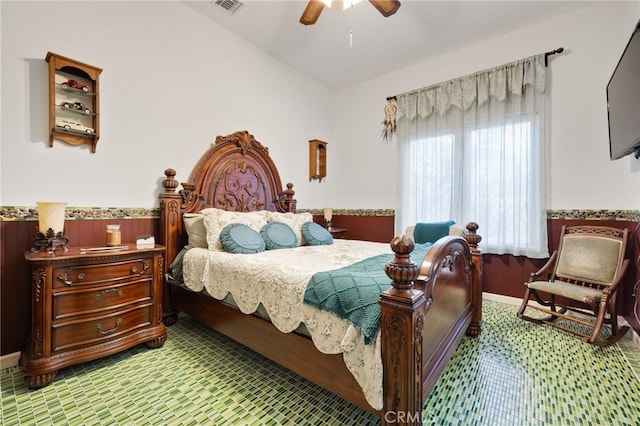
[106,225,122,246]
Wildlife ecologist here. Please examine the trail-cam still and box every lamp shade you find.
[37,202,67,235]
[323,208,333,221]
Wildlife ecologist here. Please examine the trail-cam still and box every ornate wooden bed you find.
[158,130,483,425]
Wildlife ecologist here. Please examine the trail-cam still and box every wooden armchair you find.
[517,225,630,346]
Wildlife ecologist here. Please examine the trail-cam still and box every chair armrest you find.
[602,258,630,296]
[528,251,558,283]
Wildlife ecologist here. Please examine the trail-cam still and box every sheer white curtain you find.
[395,55,549,258]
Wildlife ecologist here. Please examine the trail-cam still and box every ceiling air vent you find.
[212,0,244,15]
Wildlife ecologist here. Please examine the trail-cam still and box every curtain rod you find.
[544,47,564,66]
[386,47,564,101]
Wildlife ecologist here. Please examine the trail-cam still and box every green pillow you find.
[301,221,333,246]
[414,221,455,244]
[219,223,265,254]
[261,221,298,250]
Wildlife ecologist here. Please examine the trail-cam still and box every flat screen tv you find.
[607,19,640,160]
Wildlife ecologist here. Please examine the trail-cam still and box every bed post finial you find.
[283,182,297,212]
[380,234,425,425]
[162,168,179,193]
[385,235,419,290]
[464,222,483,337]
[464,222,481,248]
[159,167,183,326]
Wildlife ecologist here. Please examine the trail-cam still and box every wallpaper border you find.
[1,207,639,222]
[0,206,158,221]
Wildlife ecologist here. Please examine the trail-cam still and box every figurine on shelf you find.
[55,119,95,134]
[61,79,89,92]
[60,101,91,114]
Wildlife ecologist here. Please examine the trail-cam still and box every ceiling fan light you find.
[320,0,332,7]
[343,0,363,9]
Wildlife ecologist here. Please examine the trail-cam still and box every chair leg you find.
[517,288,543,323]
[518,289,565,323]
[585,300,630,346]
[585,325,629,346]
[543,295,567,323]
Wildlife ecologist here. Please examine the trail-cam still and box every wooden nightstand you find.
[23,245,167,388]
[329,227,348,239]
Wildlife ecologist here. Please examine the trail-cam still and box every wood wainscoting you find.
[3,209,639,357]
[1,216,158,357]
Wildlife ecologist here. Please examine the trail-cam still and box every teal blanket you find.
[303,243,431,344]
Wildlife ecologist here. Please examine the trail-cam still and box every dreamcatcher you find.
[381,97,397,142]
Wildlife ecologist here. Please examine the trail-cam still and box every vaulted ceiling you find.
[184,1,592,90]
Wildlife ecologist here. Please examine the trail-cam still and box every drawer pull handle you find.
[95,288,123,301]
[131,261,149,275]
[57,272,85,286]
[58,273,72,286]
[95,318,122,336]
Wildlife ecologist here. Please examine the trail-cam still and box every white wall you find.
[333,1,640,210]
[1,1,333,209]
[2,2,639,212]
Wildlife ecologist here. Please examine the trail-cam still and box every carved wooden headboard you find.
[158,130,297,266]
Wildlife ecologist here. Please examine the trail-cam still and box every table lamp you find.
[32,201,69,253]
[323,208,333,230]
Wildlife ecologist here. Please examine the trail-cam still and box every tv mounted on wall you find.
[607,19,640,160]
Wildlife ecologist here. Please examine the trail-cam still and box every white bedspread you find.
[181,239,392,410]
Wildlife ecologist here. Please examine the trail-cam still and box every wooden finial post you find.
[283,182,297,212]
[162,168,179,193]
[464,222,483,336]
[385,235,419,290]
[380,234,425,425]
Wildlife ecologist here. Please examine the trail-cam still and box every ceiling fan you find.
[299,0,401,25]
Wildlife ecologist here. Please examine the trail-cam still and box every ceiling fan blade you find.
[300,0,325,25]
[369,0,401,17]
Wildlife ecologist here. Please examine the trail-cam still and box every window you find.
[395,56,549,258]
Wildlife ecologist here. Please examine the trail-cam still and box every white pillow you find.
[202,208,268,251]
[183,213,207,249]
[266,211,313,245]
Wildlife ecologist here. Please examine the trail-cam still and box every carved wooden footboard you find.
[158,130,482,424]
[381,226,482,424]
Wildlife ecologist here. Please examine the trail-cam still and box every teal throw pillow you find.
[414,221,455,244]
[301,221,333,246]
[219,223,266,254]
[261,221,298,250]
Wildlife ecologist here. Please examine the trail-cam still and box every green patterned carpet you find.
[2,300,639,425]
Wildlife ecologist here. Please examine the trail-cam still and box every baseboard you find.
[620,317,640,351]
[0,351,20,369]
[483,292,522,306]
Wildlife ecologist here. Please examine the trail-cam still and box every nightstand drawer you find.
[53,280,152,320]
[52,304,152,353]
[53,258,154,289]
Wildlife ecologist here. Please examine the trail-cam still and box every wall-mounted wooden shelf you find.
[309,139,327,182]
[46,52,102,153]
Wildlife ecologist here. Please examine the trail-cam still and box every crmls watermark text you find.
[384,411,422,424]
